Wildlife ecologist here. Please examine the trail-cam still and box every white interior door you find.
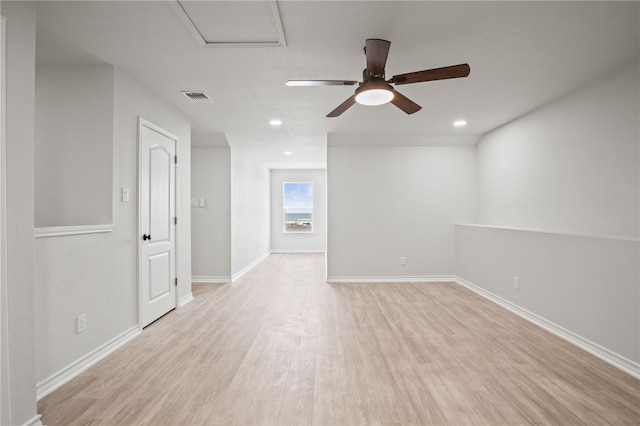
[139,119,177,328]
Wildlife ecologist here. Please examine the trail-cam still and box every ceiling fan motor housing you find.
[363,67,385,82]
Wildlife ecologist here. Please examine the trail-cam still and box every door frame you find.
[137,117,179,330]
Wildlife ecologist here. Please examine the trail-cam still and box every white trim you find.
[168,0,287,48]
[455,223,639,243]
[326,275,457,283]
[454,276,640,380]
[34,224,114,238]
[192,276,231,283]
[178,292,194,307]
[265,0,287,47]
[232,252,270,281]
[21,414,43,426]
[0,14,8,426]
[270,250,326,254]
[36,326,140,400]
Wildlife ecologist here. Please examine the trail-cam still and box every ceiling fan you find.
[286,39,470,117]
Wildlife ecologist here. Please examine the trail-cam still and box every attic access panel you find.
[169,0,286,47]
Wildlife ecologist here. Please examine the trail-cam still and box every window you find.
[283,182,313,233]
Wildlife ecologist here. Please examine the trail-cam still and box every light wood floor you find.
[39,253,639,425]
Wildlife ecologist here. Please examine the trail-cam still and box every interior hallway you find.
[39,254,639,425]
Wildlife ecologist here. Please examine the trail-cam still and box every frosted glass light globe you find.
[355,88,394,106]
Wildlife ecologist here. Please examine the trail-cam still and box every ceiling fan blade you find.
[390,90,421,115]
[365,39,391,79]
[392,63,470,85]
[327,95,357,117]
[286,80,358,87]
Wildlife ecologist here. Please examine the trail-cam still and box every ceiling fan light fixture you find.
[355,83,394,106]
[290,39,470,117]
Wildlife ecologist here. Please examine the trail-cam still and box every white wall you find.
[327,143,476,280]
[456,225,639,370]
[270,169,326,253]
[230,142,270,277]
[191,140,231,281]
[35,65,113,227]
[34,68,192,396]
[1,1,39,424]
[458,61,640,374]
[477,61,639,238]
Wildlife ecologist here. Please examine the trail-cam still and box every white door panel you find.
[149,252,171,301]
[139,119,177,328]
[149,146,171,242]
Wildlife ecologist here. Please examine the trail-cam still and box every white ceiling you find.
[35,1,639,168]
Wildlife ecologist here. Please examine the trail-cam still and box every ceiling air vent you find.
[181,91,213,103]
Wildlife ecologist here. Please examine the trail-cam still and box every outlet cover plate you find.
[77,314,87,333]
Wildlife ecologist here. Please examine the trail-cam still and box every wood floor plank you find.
[282,336,316,401]
[277,395,313,426]
[39,253,640,425]
[243,399,282,426]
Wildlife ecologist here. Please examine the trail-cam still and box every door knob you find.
[142,234,151,241]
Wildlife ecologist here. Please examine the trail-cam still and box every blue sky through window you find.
[283,182,313,212]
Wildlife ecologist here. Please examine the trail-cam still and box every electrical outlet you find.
[77,314,87,334]
[400,257,406,266]
[513,277,519,291]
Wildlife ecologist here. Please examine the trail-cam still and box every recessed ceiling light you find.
[453,120,467,127]
[283,151,292,155]
[270,119,283,126]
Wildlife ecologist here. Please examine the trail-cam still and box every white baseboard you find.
[178,292,194,307]
[22,414,43,426]
[454,276,640,380]
[232,252,270,281]
[270,250,326,254]
[36,326,140,400]
[326,275,456,283]
[192,276,231,283]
